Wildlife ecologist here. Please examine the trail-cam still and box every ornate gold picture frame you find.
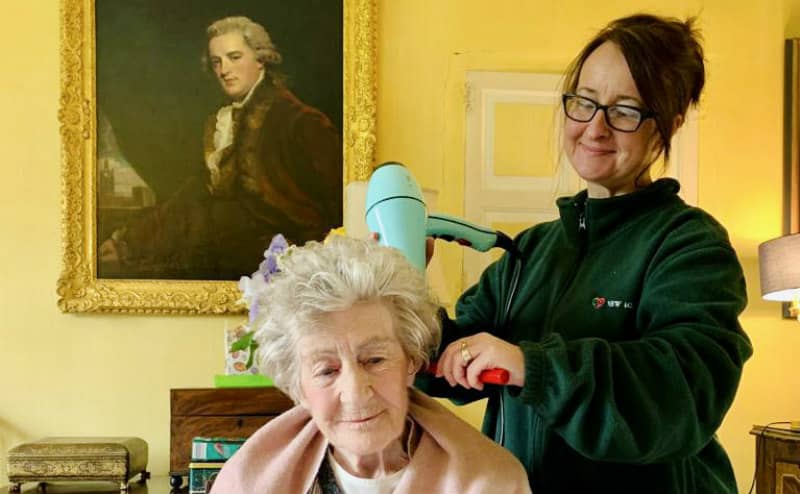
[57,0,376,314]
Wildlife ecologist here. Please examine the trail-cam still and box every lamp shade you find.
[759,233,800,301]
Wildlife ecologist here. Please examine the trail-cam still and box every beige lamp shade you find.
[759,233,800,301]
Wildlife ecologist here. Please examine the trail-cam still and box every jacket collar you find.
[556,178,682,246]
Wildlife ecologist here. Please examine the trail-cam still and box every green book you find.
[191,437,246,461]
[213,374,273,388]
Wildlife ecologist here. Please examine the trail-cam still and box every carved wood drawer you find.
[752,425,800,494]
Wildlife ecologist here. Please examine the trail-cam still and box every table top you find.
[0,477,182,494]
[751,424,800,441]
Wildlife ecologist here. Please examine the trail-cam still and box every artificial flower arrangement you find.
[228,233,289,374]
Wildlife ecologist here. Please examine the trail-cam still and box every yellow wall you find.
[1,1,799,492]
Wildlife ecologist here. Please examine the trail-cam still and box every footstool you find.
[7,437,149,492]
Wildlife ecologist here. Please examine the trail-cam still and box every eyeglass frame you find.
[561,93,656,133]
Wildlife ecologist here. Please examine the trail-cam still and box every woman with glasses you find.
[417,13,751,493]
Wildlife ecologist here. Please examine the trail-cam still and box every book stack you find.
[188,437,246,494]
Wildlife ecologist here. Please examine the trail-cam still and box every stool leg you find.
[169,474,183,489]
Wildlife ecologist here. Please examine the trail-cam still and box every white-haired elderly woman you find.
[210,236,531,494]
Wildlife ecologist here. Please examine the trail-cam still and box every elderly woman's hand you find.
[435,332,525,390]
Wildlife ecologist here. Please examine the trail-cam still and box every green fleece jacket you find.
[416,179,752,493]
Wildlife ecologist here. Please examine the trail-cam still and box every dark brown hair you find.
[563,14,705,162]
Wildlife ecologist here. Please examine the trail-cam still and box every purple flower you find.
[267,234,288,255]
[255,234,288,282]
[249,302,258,324]
[257,258,275,282]
[239,234,290,323]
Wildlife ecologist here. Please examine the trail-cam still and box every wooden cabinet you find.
[169,387,294,488]
[751,425,800,494]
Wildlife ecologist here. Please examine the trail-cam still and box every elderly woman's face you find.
[208,32,264,101]
[563,41,659,198]
[297,301,413,460]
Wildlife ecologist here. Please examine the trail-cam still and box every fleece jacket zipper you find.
[531,199,588,483]
[543,199,588,334]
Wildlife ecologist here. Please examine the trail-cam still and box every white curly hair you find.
[202,16,283,70]
[251,236,441,402]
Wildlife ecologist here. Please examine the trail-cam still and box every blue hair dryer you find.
[365,161,513,385]
[365,162,514,271]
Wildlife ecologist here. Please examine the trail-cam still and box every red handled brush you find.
[426,362,510,385]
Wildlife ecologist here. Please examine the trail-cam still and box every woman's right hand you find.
[435,332,525,391]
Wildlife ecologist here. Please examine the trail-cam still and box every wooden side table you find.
[169,387,294,489]
[751,425,800,494]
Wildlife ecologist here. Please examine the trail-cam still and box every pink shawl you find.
[209,388,531,493]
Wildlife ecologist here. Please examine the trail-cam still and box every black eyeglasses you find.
[562,93,656,132]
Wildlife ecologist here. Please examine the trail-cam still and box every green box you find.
[191,437,245,461]
[213,374,273,388]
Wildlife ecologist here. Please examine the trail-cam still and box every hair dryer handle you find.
[427,213,514,253]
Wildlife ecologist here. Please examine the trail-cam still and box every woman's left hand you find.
[435,332,525,390]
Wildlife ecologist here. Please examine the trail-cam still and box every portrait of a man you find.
[96,3,343,281]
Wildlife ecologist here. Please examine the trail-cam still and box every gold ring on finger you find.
[460,340,473,364]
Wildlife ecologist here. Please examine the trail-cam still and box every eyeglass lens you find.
[563,95,645,132]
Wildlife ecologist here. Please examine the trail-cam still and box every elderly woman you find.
[210,236,531,494]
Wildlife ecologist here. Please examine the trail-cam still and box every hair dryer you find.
[365,162,515,270]
[365,161,512,385]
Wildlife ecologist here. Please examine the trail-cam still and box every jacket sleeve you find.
[516,218,752,463]
[288,106,343,229]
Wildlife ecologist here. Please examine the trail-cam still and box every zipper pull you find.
[574,199,587,234]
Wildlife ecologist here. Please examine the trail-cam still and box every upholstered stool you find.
[7,437,149,492]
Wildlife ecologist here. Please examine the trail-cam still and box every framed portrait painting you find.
[57,0,377,314]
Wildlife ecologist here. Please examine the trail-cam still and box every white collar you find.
[231,69,265,109]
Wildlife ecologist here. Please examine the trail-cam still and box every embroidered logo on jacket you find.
[592,296,633,310]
